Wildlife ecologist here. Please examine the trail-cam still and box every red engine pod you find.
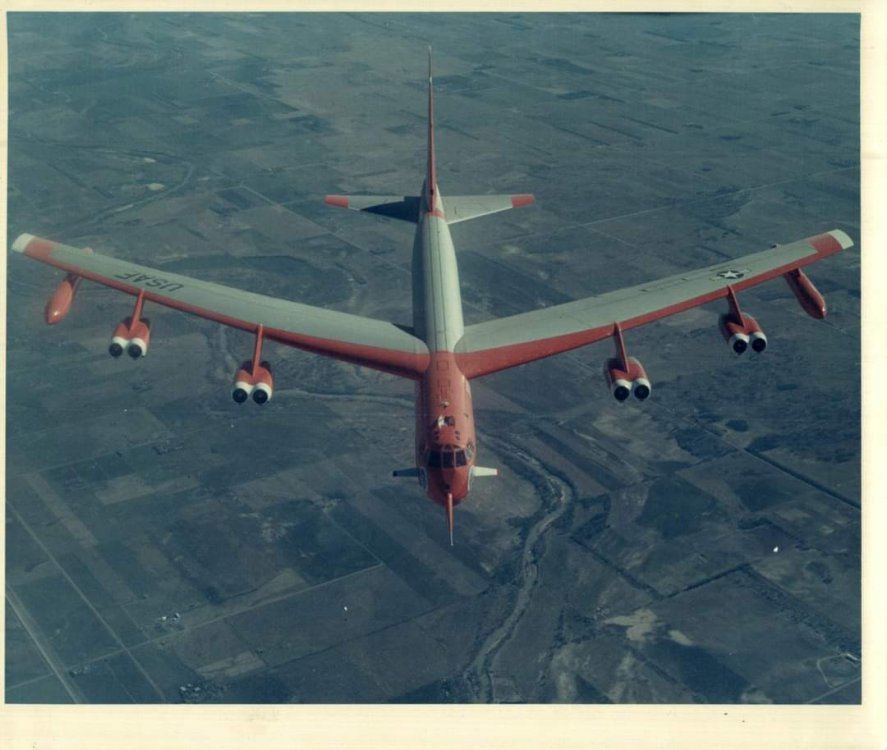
[126,320,151,358]
[720,313,767,354]
[109,321,131,358]
[109,317,151,358]
[742,314,767,353]
[252,363,273,405]
[626,356,651,400]
[604,356,651,401]
[232,362,255,404]
[45,273,80,325]
[720,314,749,353]
[603,357,632,402]
[784,268,827,319]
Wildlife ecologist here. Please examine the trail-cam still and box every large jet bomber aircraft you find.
[11,51,853,544]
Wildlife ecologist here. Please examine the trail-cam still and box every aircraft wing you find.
[454,230,853,379]
[12,233,430,379]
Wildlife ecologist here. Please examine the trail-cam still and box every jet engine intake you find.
[232,362,254,403]
[720,313,766,354]
[232,361,273,404]
[252,362,273,404]
[604,356,651,401]
[127,321,151,358]
[109,318,151,358]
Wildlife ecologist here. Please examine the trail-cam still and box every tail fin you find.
[323,48,436,225]
[325,48,535,227]
[425,46,437,214]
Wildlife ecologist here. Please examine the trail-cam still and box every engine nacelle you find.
[109,318,151,358]
[127,321,151,358]
[604,357,651,402]
[252,362,273,404]
[109,322,130,358]
[720,313,766,354]
[232,361,273,404]
[232,361,254,403]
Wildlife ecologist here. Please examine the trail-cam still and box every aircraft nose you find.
[427,467,470,506]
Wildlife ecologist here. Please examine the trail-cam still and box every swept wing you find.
[454,230,852,379]
[12,233,430,379]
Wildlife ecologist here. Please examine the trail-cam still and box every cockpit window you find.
[427,448,467,469]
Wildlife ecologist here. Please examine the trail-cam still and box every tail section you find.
[322,192,535,225]
[324,194,420,223]
[426,46,438,214]
[325,48,535,226]
[442,194,535,224]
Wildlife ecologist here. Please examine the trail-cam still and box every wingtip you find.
[325,195,349,208]
[828,229,854,250]
[511,194,535,209]
[11,233,36,253]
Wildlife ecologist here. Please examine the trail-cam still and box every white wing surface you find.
[12,233,430,379]
[454,230,853,378]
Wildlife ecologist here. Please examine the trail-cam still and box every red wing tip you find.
[827,229,854,250]
[11,233,36,253]
[511,194,535,208]
[325,195,350,208]
[809,230,853,255]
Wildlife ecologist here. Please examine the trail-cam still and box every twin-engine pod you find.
[604,356,651,402]
[719,313,767,354]
[232,361,273,405]
[109,318,152,358]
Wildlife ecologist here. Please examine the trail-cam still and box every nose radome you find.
[430,468,470,504]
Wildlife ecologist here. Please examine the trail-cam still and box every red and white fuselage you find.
[412,179,476,517]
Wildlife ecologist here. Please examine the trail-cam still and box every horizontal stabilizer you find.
[471,466,499,478]
[325,195,420,223]
[443,194,535,225]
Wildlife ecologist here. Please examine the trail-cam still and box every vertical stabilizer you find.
[426,46,437,213]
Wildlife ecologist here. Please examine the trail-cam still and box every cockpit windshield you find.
[428,448,467,469]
